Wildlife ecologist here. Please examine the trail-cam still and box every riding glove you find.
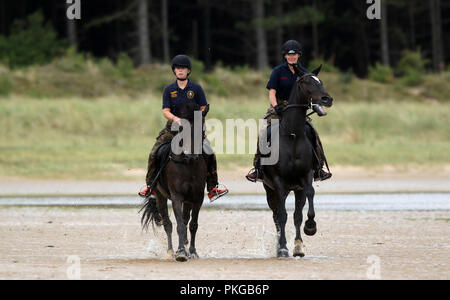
[274,105,283,116]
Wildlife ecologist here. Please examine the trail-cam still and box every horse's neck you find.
[281,108,307,138]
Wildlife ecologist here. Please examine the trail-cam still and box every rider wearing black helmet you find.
[246,40,332,182]
[139,55,228,202]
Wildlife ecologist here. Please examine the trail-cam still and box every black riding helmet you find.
[282,40,303,55]
[171,54,192,71]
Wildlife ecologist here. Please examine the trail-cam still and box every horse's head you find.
[292,65,333,109]
[178,102,209,122]
[173,102,208,162]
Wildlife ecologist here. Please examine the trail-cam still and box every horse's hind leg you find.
[293,189,307,257]
[171,196,189,262]
[304,171,317,236]
[156,196,174,259]
[188,201,202,259]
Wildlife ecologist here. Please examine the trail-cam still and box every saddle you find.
[261,121,324,169]
[151,141,211,186]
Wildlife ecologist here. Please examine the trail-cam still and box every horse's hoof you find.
[166,249,174,259]
[277,248,289,258]
[189,251,199,259]
[304,220,317,236]
[293,240,305,257]
[175,249,189,262]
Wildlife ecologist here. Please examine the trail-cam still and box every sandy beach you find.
[0,207,448,280]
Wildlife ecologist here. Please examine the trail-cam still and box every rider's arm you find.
[266,68,279,107]
[269,89,277,107]
[196,85,207,112]
[163,108,180,123]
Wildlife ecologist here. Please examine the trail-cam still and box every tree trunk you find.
[254,0,269,69]
[430,0,444,72]
[161,0,170,63]
[408,1,416,49]
[312,0,319,58]
[67,19,78,49]
[137,0,151,65]
[1,1,6,35]
[380,0,390,67]
[203,2,212,71]
[192,20,199,59]
[275,0,284,64]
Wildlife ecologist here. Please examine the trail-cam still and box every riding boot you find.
[202,151,228,201]
[313,130,332,182]
[305,120,332,181]
[246,146,264,182]
[142,126,174,195]
[140,152,158,198]
[204,153,219,192]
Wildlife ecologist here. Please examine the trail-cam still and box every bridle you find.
[169,119,206,164]
[282,74,313,113]
[279,74,316,138]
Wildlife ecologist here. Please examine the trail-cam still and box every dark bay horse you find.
[141,103,209,262]
[261,65,333,258]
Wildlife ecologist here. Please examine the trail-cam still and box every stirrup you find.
[138,185,155,198]
[208,184,229,203]
[245,168,262,183]
[314,170,332,182]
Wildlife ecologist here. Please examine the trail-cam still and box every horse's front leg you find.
[182,202,192,246]
[293,188,307,257]
[171,195,189,262]
[272,178,289,258]
[304,171,317,236]
[188,200,203,259]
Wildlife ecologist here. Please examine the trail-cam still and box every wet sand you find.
[0,207,449,280]
[1,166,449,196]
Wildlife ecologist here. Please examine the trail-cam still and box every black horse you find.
[141,103,209,262]
[261,65,333,258]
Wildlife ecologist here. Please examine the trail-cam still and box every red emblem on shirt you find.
[280,77,288,80]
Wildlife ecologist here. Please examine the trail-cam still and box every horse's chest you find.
[281,160,304,178]
[280,148,310,176]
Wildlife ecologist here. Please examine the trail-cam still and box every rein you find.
[282,74,313,113]
[282,102,311,113]
[279,78,312,138]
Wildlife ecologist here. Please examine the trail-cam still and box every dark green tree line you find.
[0,0,448,76]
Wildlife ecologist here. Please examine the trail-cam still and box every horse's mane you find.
[287,77,308,105]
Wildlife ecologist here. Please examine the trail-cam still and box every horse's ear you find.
[292,64,305,77]
[202,104,210,117]
[312,64,322,76]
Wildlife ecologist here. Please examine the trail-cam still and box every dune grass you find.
[1,58,449,180]
[0,94,448,180]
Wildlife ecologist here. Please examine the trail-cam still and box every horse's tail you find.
[139,196,162,231]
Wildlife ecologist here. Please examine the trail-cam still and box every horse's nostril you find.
[322,96,333,103]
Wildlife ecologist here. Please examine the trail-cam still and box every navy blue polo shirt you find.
[266,62,309,100]
[162,80,208,117]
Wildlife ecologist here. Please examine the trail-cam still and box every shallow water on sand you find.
[0,193,449,211]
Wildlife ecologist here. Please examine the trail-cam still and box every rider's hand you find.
[274,105,283,116]
[173,116,181,125]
